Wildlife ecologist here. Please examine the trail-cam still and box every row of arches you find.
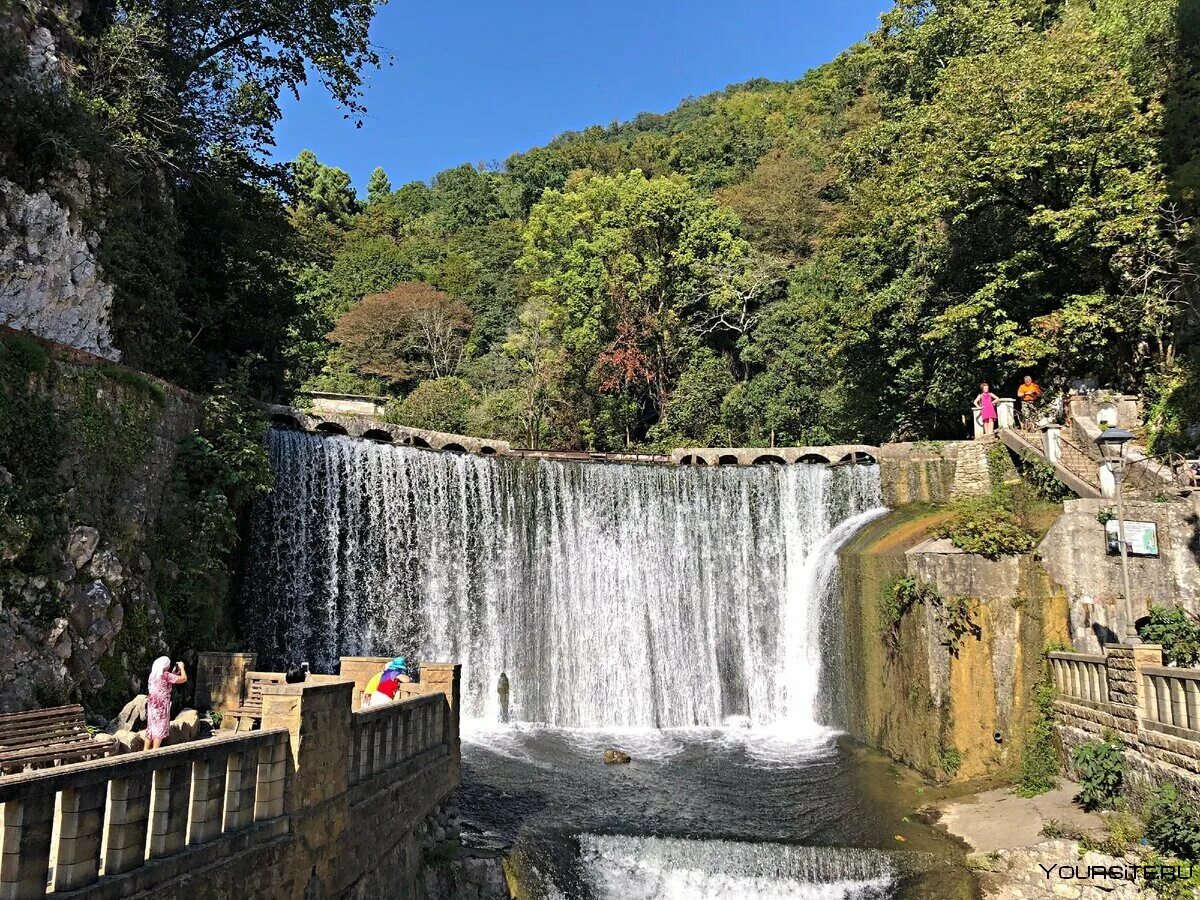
[676,451,877,467]
[269,414,499,455]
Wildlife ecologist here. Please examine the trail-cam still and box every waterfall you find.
[244,429,883,730]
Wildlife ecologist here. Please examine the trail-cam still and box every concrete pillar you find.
[196,652,257,714]
[1099,461,1117,498]
[419,663,462,751]
[252,739,287,822]
[259,680,353,900]
[186,753,227,845]
[1042,424,1062,465]
[53,782,106,891]
[103,772,151,876]
[1131,644,1164,722]
[996,398,1015,429]
[1102,646,1141,742]
[0,794,54,900]
[146,764,190,859]
[222,751,255,832]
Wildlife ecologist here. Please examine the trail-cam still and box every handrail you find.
[1056,433,1103,490]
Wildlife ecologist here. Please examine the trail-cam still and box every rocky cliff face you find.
[0,178,118,360]
[0,3,120,360]
[0,338,199,714]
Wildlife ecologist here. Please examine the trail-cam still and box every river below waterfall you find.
[458,724,977,898]
[243,430,978,898]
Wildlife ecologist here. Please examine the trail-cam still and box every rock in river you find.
[603,749,631,765]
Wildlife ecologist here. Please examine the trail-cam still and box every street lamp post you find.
[1095,427,1139,645]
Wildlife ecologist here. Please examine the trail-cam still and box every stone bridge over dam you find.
[265,403,880,468]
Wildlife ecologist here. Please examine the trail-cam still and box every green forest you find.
[6,0,1199,450]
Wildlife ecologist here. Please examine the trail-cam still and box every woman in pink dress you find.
[975,382,1000,436]
[146,656,187,749]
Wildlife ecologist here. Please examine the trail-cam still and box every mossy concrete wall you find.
[839,505,1070,781]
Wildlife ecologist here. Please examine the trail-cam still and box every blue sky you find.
[272,1,888,192]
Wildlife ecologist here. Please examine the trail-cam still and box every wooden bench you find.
[0,704,114,774]
[229,672,287,732]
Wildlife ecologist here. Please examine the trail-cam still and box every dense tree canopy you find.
[8,0,1198,449]
[281,0,1197,450]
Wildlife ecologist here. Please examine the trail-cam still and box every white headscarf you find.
[150,656,170,683]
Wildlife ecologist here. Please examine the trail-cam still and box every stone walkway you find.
[939,782,1102,852]
[938,784,1147,900]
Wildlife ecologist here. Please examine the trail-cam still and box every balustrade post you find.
[53,782,106,891]
[1131,644,1165,724]
[1145,674,1159,722]
[187,753,228,845]
[146,764,190,859]
[1187,681,1200,731]
[253,739,286,822]
[1173,679,1188,730]
[373,722,386,775]
[401,707,413,760]
[0,795,54,900]
[222,751,255,832]
[103,772,151,876]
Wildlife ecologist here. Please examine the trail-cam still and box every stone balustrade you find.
[348,693,444,786]
[1049,651,1109,705]
[1050,645,1200,799]
[0,728,288,898]
[1143,665,1200,735]
[0,661,462,899]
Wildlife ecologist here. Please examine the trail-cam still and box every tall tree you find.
[366,166,392,205]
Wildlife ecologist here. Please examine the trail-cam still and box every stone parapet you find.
[0,661,462,899]
[1050,644,1200,799]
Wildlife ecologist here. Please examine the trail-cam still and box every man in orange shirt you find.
[1017,375,1042,404]
[1017,375,1042,424]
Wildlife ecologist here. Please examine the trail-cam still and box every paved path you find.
[938,781,1103,851]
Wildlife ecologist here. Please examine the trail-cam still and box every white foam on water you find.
[579,835,893,900]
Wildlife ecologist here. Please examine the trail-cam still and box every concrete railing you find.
[1,662,462,899]
[0,728,288,897]
[1143,665,1200,733]
[348,693,445,786]
[1049,651,1110,704]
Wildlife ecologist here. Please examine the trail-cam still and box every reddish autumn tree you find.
[327,282,473,384]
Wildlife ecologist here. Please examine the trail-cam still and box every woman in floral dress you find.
[146,656,187,749]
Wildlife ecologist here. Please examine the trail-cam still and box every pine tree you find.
[366,166,392,205]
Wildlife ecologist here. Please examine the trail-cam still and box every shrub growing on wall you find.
[1071,739,1125,810]
[934,496,1036,559]
[1139,605,1200,667]
[1147,786,1200,861]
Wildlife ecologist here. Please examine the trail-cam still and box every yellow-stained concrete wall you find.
[839,506,1070,781]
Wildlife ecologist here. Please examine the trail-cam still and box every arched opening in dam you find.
[241,430,972,896]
